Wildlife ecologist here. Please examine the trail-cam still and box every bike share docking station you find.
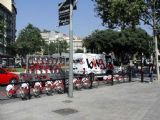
[4,54,130,100]
[18,55,69,100]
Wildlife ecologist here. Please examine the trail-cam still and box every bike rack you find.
[2,56,131,101]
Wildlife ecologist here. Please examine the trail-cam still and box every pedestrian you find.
[108,62,114,71]
[106,62,114,75]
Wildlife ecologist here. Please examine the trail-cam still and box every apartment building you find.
[0,0,17,56]
[41,30,84,53]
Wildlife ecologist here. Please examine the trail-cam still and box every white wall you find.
[0,0,12,12]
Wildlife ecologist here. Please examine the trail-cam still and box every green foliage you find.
[119,28,152,59]
[43,39,69,55]
[83,29,120,53]
[6,43,17,57]
[43,42,56,55]
[91,0,159,63]
[92,0,160,30]
[55,39,69,55]
[83,28,152,62]
[16,24,45,57]
[141,0,160,28]
[93,0,145,29]
[75,49,84,53]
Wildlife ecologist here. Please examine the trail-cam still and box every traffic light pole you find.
[68,0,73,97]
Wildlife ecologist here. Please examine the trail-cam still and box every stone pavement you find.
[0,80,160,120]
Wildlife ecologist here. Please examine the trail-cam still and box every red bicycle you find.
[45,81,53,95]
[33,82,43,97]
[52,80,64,94]
[6,84,18,98]
[19,83,29,100]
[73,77,82,90]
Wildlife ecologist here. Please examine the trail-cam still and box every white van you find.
[73,53,112,75]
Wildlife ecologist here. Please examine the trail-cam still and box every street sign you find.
[59,0,70,11]
[59,7,70,20]
[58,1,70,26]
[58,0,77,26]
[59,19,70,26]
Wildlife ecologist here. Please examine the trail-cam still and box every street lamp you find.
[154,29,159,80]
[153,0,159,80]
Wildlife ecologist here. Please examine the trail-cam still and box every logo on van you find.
[86,58,106,69]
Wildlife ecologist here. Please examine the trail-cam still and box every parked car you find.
[0,68,19,85]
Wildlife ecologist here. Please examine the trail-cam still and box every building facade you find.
[0,0,17,56]
[41,30,84,53]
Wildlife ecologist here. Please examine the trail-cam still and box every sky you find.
[15,0,152,38]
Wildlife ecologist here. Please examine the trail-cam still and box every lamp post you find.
[153,0,159,80]
[141,53,144,82]
[58,0,77,98]
[154,30,159,80]
[68,0,73,98]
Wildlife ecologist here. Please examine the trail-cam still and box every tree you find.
[55,39,69,55]
[141,0,160,30]
[92,0,160,29]
[43,42,56,55]
[118,28,152,62]
[83,29,120,53]
[6,43,17,57]
[16,24,45,57]
[92,0,160,77]
[83,28,152,63]
[75,49,83,53]
[92,0,146,29]
[92,0,160,51]
[43,39,69,55]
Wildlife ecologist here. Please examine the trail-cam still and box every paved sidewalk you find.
[0,81,160,120]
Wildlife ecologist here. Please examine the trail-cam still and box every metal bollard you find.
[141,71,144,83]
[89,73,93,89]
[111,71,114,85]
[122,69,125,83]
[129,71,132,82]
[128,66,132,82]
[64,79,67,93]
[150,70,153,82]
[28,81,31,99]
